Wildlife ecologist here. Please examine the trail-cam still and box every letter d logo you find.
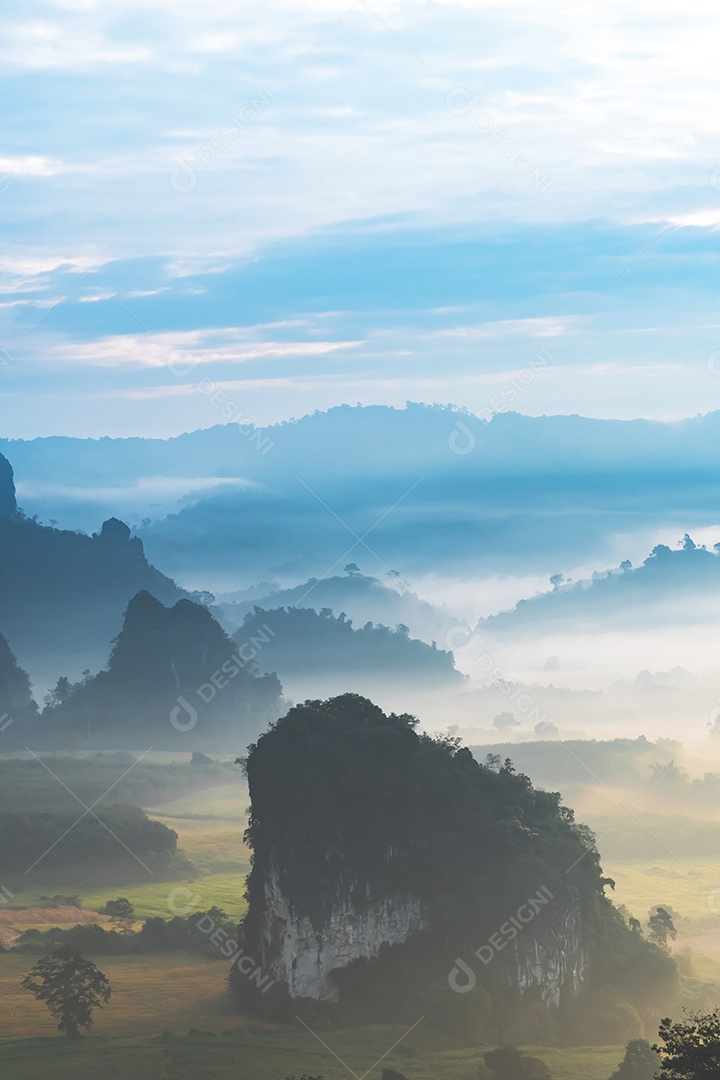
[448,958,476,993]
[170,695,198,731]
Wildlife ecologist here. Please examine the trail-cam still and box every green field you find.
[6,784,250,921]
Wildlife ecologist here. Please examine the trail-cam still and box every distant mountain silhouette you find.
[234,606,463,687]
[220,572,461,643]
[38,592,284,750]
[8,405,720,582]
[0,452,190,688]
[478,537,720,635]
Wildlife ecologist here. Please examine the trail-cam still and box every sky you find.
[3,0,720,437]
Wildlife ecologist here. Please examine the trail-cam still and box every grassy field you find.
[604,854,720,928]
[0,1032,627,1080]
[0,952,243,1039]
[0,949,626,1078]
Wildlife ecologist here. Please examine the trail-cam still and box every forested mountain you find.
[478,536,720,636]
[0,450,189,686]
[37,592,284,750]
[220,571,458,643]
[234,606,463,685]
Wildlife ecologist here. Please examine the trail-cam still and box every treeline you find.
[11,907,237,959]
[0,806,191,885]
[0,753,236,813]
[235,606,463,683]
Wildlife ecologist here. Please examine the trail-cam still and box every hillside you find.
[234,605,463,685]
[478,538,720,636]
[220,571,459,643]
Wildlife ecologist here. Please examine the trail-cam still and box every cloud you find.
[46,329,363,368]
[0,156,61,176]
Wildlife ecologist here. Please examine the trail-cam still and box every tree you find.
[493,711,520,733]
[484,1047,552,1079]
[104,897,135,934]
[678,534,696,551]
[648,907,677,950]
[44,675,73,708]
[21,945,111,1038]
[344,563,361,576]
[608,1038,660,1079]
[655,1008,720,1077]
[549,573,564,589]
[620,559,632,572]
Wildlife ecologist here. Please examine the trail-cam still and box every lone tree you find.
[104,897,135,935]
[493,711,520,733]
[21,945,111,1038]
[648,907,677,950]
[609,1039,661,1079]
[344,563,361,576]
[654,1009,720,1077]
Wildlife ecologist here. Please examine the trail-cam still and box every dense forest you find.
[235,606,463,684]
[0,806,186,885]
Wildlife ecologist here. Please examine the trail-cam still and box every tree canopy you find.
[22,945,111,1038]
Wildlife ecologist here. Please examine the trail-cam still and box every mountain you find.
[233,606,463,695]
[8,406,720,586]
[236,694,676,1043]
[0,450,191,688]
[220,572,461,644]
[478,538,720,636]
[37,591,284,750]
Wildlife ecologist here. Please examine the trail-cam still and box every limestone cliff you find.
[261,860,426,1001]
[238,694,642,1022]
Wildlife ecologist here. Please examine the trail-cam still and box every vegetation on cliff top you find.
[239,695,676,1041]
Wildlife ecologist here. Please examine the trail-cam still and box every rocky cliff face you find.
[238,694,614,1019]
[260,860,426,1001]
[511,897,586,1007]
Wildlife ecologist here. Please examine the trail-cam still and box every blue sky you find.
[3,0,720,437]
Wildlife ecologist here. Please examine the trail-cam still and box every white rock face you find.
[511,901,586,1006]
[260,865,426,1001]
